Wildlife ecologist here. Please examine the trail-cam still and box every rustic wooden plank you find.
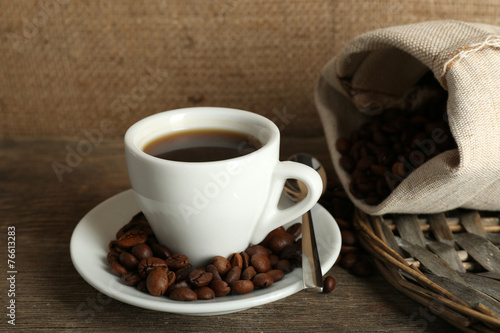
[455,233,500,273]
[426,274,500,317]
[427,213,455,247]
[396,237,466,284]
[427,240,466,273]
[394,215,427,248]
[458,273,500,302]
[460,211,488,238]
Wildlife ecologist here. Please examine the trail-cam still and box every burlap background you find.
[1,0,500,140]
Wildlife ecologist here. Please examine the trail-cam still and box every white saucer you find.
[70,189,341,316]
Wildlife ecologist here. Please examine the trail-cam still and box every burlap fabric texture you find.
[315,20,500,215]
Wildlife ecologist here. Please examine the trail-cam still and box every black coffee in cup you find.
[143,129,263,162]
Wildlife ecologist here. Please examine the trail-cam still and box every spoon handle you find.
[302,210,324,292]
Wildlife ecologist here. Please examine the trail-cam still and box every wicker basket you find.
[353,209,500,332]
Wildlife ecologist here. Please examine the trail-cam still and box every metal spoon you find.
[285,153,327,292]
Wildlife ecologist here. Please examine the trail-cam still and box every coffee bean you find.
[240,251,250,269]
[376,148,395,166]
[351,260,375,276]
[268,254,280,267]
[267,269,284,282]
[373,131,390,146]
[146,235,158,245]
[269,232,295,254]
[138,257,168,278]
[341,245,358,255]
[335,137,351,155]
[228,253,243,269]
[224,266,241,284]
[351,169,364,180]
[188,270,213,287]
[166,280,190,295]
[285,223,302,239]
[210,256,231,275]
[349,140,366,158]
[165,254,189,270]
[116,212,148,239]
[107,250,119,264]
[107,241,125,253]
[130,211,149,225]
[323,276,336,293]
[194,286,215,300]
[349,181,362,199]
[166,271,176,288]
[358,128,371,140]
[150,243,172,259]
[376,178,391,197]
[356,155,376,171]
[370,164,389,176]
[110,261,128,277]
[341,230,357,246]
[114,230,148,249]
[115,228,125,240]
[392,161,407,178]
[335,218,351,230]
[410,132,427,148]
[245,245,271,257]
[119,251,139,271]
[139,226,154,237]
[250,253,271,273]
[241,266,257,280]
[340,155,355,173]
[147,266,171,296]
[364,194,382,206]
[340,252,358,270]
[279,243,301,261]
[205,264,222,281]
[175,266,195,282]
[354,177,375,194]
[230,280,254,295]
[121,272,142,286]
[136,280,148,293]
[210,280,231,297]
[131,243,153,261]
[260,226,286,247]
[252,273,274,288]
[382,123,398,134]
[274,259,293,273]
[400,129,417,146]
[169,287,197,301]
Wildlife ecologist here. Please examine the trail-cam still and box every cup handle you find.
[250,161,323,244]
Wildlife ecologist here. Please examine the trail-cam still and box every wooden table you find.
[0,137,453,332]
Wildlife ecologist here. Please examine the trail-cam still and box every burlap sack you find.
[315,20,500,215]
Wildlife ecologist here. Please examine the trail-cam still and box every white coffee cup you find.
[124,107,323,266]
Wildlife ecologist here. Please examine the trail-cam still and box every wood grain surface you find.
[0,138,453,332]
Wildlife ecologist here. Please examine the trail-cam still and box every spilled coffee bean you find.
[323,276,336,293]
